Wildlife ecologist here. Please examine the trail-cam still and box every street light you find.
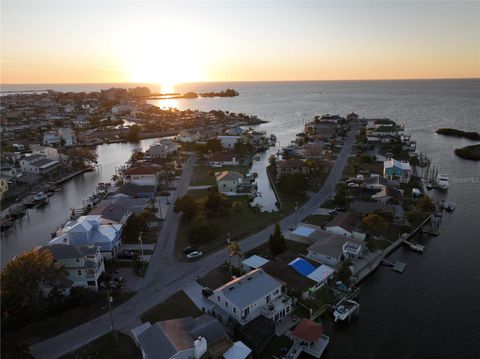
[139,231,145,263]
[100,282,118,343]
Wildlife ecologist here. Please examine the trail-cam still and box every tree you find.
[269,223,286,256]
[268,154,276,167]
[373,209,394,223]
[277,173,308,195]
[122,213,148,243]
[337,261,352,284]
[64,147,98,169]
[406,210,423,227]
[204,191,230,217]
[1,249,67,312]
[189,214,217,243]
[174,195,198,219]
[232,201,244,213]
[416,195,436,213]
[360,214,388,236]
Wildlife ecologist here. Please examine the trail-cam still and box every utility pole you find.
[139,231,145,264]
[294,201,299,230]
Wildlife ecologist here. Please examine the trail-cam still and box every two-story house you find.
[41,244,105,291]
[20,154,59,175]
[49,215,122,259]
[215,171,244,194]
[124,166,159,186]
[209,268,292,326]
[383,158,412,184]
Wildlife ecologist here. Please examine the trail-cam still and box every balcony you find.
[262,293,292,319]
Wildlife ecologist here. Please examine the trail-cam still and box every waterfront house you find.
[132,314,233,359]
[218,135,241,149]
[49,215,122,259]
[227,126,245,136]
[371,185,404,204]
[346,112,359,121]
[111,183,156,199]
[31,145,68,163]
[208,152,239,167]
[20,154,59,175]
[215,171,244,194]
[57,127,77,146]
[324,213,367,241]
[349,200,405,224]
[43,131,61,147]
[263,252,333,300]
[275,159,308,179]
[41,243,105,291]
[176,130,201,143]
[383,158,412,184]
[145,140,179,159]
[124,166,159,186]
[89,197,149,225]
[209,268,292,326]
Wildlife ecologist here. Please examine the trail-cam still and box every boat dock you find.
[403,240,425,253]
[381,259,407,273]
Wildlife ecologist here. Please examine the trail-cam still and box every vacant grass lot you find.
[303,214,333,227]
[197,265,234,289]
[141,290,202,323]
[260,335,292,359]
[61,332,140,359]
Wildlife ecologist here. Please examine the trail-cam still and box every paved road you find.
[30,124,360,358]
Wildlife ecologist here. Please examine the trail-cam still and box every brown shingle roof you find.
[326,212,362,232]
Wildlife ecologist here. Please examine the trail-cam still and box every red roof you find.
[125,166,159,175]
[291,319,323,342]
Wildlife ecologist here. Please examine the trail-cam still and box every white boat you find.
[333,300,360,322]
[437,174,449,190]
[33,192,48,201]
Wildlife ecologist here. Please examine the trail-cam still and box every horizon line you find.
[1,76,479,86]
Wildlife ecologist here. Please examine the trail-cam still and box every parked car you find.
[186,251,203,260]
[202,287,213,297]
[183,246,198,255]
[328,209,338,215]
[118,250,134,259]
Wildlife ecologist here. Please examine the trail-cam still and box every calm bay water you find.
[2,80,479,358]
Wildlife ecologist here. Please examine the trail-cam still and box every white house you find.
[324,212,366,241]
[145,140,179,159]
[58,127,77,146]
[176,130,201,143]
[49,215,122,259]
[208,152,239,167]
[31,145,67,163]
[41,244,105,291]
[210,268,292,325]
[218,135,241,149]
[43,131,61,147]
[124,166,159,186]
[132,315,231,359]
[20,154,59,175]
[215,171,243,194]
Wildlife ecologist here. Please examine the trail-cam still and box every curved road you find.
[30,123,360,358]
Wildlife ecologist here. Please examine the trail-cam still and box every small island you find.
[455,144,480,161]
[436,128,480,141]
[149,89,239,100]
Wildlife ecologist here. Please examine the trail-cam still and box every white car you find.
[186,251,203,260]
[347,182,359,188]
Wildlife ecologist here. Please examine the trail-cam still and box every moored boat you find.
[437,174,449,190]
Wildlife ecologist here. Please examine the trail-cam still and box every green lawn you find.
[197,265,234,289]
[2,291,135,350]
[244,239,309,260]
[61,332,141,359]
[141,290,202,323]
[190,165,249,186]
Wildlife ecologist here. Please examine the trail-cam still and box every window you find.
[225,301,228,307]
[87,281,96,286]
[76,258,80,263]
[77,270,82,275]
[233,308,236,313]
[218,296,220,302]
[273,289,279,295]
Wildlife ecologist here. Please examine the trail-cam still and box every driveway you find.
[30,126,360,359]
[183,281,215,312]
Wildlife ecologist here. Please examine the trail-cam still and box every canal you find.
[0,138,159,267]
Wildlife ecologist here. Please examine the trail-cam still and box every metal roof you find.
[241,255,269,269]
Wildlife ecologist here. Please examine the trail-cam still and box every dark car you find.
[118,250,134,259]
[202,287,213,297]
[183,246,198,255]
